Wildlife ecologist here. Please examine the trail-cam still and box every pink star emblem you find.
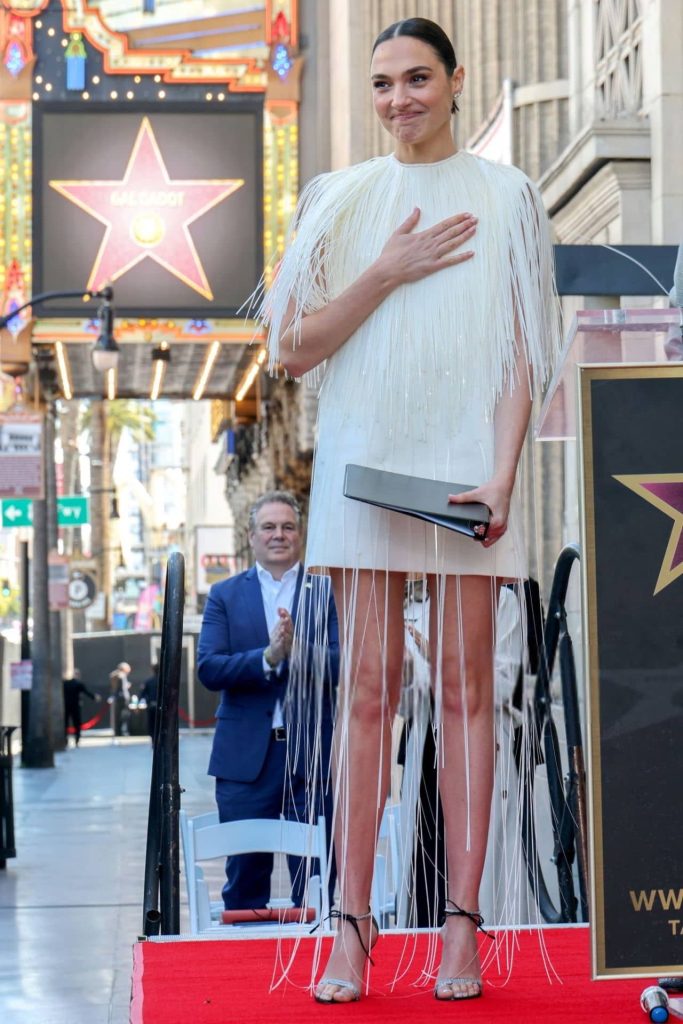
[613,474,683,594]
[49,117,243,300]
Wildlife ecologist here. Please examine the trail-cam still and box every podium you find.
[537,308,683,978]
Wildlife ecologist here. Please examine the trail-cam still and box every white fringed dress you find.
[264,150,560,579]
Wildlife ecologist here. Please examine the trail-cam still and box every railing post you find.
[142,552,184,936]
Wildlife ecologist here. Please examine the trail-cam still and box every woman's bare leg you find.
[429,574,499,999]
[315,568,405,1002]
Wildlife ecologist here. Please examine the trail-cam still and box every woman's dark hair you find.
[372,17,457,75]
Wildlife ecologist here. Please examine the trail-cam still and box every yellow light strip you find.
[106,367,117,401]
[235,362,259,402]
[54,342,73,401]
[192,340,221,401]
[235,347,266,402]
[150,357,166,401]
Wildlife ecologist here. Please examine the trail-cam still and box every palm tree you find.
[81,400,155,630]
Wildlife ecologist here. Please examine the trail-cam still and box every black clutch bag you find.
[343,464,490,540]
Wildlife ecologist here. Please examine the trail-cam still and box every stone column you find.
[23,450,53,768]
[641,0,683,242]
[45,404,65,751]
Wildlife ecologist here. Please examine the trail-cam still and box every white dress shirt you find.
[255,561,300,729]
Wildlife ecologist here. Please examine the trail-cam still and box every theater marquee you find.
[33,104,263,317]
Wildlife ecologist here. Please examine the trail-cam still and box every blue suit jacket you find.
[197,565,339,784]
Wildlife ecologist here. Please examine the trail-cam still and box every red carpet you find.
[130,926,649,1023]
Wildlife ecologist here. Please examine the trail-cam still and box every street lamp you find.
[0,286,119,374]
[91,298,120,373]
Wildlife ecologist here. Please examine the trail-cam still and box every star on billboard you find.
[49,117,244,301]
[34,104,263,317]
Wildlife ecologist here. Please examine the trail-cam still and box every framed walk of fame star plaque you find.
[579,363,683,979]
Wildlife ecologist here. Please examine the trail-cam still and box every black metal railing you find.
[142,551,184,936]
[0,725,17,869]
[518,543,588,923]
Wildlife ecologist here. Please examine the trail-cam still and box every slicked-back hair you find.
[248,490,302,533]
[372,17,457,75]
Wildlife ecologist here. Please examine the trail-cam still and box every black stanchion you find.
[19,541,30,766]
[141,552,184,936]
[0,725,17,869]
[518,543,586,924]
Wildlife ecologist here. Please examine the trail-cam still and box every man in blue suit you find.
[197,490,338,911]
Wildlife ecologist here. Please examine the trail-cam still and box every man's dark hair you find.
[372,17,458,76]
[248,490,302,533]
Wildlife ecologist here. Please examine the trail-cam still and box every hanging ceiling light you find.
[106,366,117,401]
[91,299,120,373]
[235,347,267,402]
[192,340,221,401]
[150,342,170,401]
[54,341,73,400]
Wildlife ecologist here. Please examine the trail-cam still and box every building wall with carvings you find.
[322,0,570,182]
[539,0,682,589]
[224,378,317,566]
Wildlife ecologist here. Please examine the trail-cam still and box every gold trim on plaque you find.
[578,364,604,976]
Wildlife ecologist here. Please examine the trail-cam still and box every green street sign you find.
[0,495,89,528]
[1,498,33,527]
[57,496,89,527]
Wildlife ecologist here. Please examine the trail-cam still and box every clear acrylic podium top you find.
[535,308,682,441]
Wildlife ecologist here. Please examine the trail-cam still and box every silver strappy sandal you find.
[314,908,379,1004]
[434,900,492,1002]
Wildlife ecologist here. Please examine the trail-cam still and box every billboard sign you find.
[195,525,234,595]
[69,560,98,610]
[34,105,263,318]
[0,413,44,499]
[48,551,70,610]
[10,660,32,690]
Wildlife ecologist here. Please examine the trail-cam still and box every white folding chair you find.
[392,689,431,928]
[180,810,331,937]
[371,803,399,928]
[180,809,222,931]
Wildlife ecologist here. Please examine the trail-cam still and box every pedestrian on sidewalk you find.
[140,663,159,742]
[108,661,132,737]
[63,669,99,746]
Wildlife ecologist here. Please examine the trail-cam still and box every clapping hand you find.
[268,607,294,664]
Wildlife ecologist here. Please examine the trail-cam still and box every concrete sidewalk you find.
[0,730,217,1024]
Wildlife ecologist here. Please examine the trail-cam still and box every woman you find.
[263,17,559,1003]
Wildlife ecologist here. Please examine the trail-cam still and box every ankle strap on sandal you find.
[443,899,493,939]
[312,908,376,966]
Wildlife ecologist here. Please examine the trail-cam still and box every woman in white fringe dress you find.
[262,17,560,1004]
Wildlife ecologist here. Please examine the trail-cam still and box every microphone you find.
[597,243,682,351]
[670,242,682,310]
[640,985,669,1022]
[666,242,683,356]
